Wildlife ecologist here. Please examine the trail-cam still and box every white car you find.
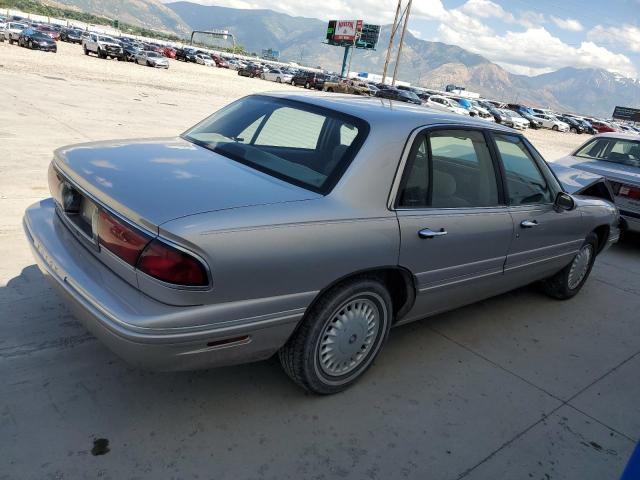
[262,68,293,83]
[425,95,469,115]
[82,33,124,60]
[196,54,215,66]
[507,111,531,130]
[534,114,570,132]
[3,22,27,43]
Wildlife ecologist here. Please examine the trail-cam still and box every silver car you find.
[554,132,640,232]
[135,50,169,68]
[24,93,619,394]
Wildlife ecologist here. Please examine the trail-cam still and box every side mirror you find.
[555,192,575,211]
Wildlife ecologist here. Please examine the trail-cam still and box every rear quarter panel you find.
[160,197,400,307]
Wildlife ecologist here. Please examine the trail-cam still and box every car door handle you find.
[520,220,539,228]
[418,228,448,239]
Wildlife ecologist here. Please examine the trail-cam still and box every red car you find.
[36,26,60,41]
[162,47,176,59]
[214,57,229,68]
[589,120,617,133]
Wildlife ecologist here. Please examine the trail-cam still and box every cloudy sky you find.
[169,0,640,78]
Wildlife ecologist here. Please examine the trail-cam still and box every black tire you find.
[552,125,559,131]
[9,38,14,45]
[83,46,89,55]
[570,127,577,134]
[276,77,281,83]
[541,233,598,300]
[28,40,33,49]
[279,277,392,394]
[305,81,311,89]
[291,79,296,85]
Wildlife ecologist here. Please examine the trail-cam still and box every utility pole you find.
[391,0,412,86]
[381,0,402,85]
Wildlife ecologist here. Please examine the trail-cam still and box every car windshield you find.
[146,51,161,57]
[575,137,640,167]
[183,96,369,193]
[99,36,116,43]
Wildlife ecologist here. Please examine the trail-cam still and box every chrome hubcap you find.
[318,298,380,377]
[568,244,593,290]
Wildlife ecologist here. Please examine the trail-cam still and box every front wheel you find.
[28,40,33,49]
[570,127,577,134]
[291,79,296,85]
[305,81,311,89]
[276,77,281,83]
[552,125,559,131]
[542,233,598,300]
[279,278,392,394]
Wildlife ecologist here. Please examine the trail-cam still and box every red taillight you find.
[619,185,640,201]
[97,210,152,266]
[137,239,208,287]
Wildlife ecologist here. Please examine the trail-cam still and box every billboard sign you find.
[613,106,640,122]
[332,20,363,42]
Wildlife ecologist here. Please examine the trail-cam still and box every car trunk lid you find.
[53,137,321,231]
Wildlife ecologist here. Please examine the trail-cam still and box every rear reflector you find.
[137,239,208,287]
[98,210,152,265]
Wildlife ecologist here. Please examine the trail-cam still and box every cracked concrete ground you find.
[1,42,638,480]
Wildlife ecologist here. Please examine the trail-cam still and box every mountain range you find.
[49,0,640,117]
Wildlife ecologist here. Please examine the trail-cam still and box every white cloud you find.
[589,24,640,53]
[550,16,584,32]
[437,24,637,78]
[459,0,515,23]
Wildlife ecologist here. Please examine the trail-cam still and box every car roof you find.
[593,132,640,141]
[259,91,515,133]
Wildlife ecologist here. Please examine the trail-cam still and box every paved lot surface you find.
[1,41,639,480]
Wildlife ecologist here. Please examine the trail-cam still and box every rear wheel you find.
[276,77,281,83]
[83,45,89,55]
[552,125,559,131]
[28,40,33,49]
[291,79,295,85]
[305,81,311,89]
[570,127,577,134]
[279,278,392,394]
[542,233,598,300]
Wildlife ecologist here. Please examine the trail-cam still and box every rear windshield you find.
[575,137,640,167]
[183,96,369,194]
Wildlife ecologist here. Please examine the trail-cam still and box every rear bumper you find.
[23,199,302,371]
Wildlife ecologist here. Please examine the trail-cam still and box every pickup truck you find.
[82,33,124,60]
[3,22,28,44]
[323,79,372,95]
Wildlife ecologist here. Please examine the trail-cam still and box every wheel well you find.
[306,267,417,325]
[592,225,609,254]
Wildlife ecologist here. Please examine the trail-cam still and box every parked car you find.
[262,68,294,83]
[506,104,542,129]
[213,57,228,68]
[291,71,327,90]
[82,33,124,60]
[424,95,469,115]
[556,115,585,134]
[377,87,422,105]
[175,47,198,62]
[162,47,176,59]
[135,50,170,68]
[534,114,570,132]
[554,133,639,232]
[323,78,371,95]
[3,22,27,44]
[588,120,617,134]
[60,27,83,44]
[123,45,141,62]
[18,28,57,52]
[195,53,215,66]
[36,25,60,41]
[490,109,528,130]
[23,93,619,394]
[237,64,263,78]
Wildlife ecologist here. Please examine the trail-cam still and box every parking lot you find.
[1,40,639,480]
